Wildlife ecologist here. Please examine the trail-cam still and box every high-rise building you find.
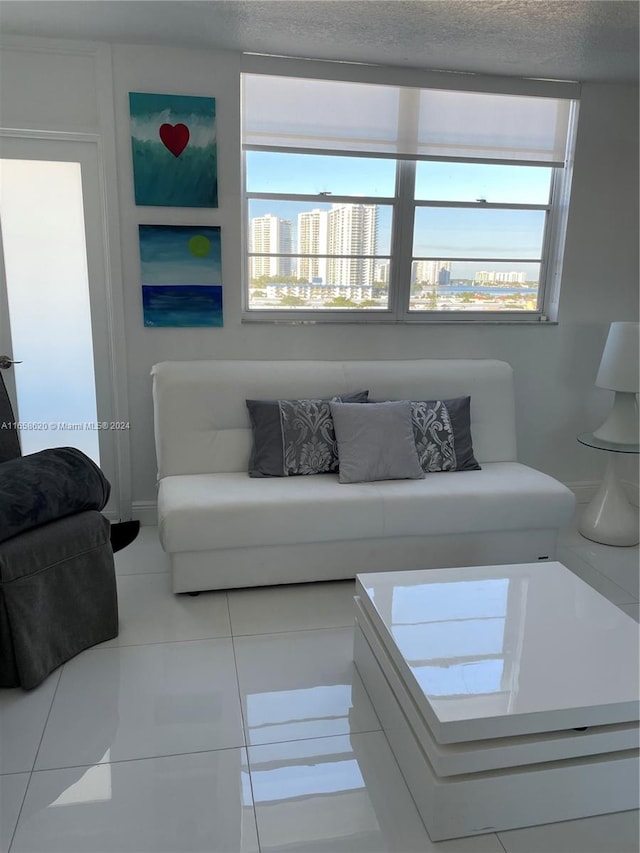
[249,215,293,280]
[375,261,390,283]
[412,260,451,285]
[326,204,378,286]
[474,270,528,285]
[297,209,328,283]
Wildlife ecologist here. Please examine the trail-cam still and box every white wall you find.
[1,38,638,510]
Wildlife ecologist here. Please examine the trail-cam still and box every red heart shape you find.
[159,123,190,157]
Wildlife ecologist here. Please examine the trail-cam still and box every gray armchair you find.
[0,374,118,689]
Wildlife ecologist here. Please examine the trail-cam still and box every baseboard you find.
[131,501,158,526]
[567,480,639,508]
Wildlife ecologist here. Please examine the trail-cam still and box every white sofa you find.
[152,359,576,593]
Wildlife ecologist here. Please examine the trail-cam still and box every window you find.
[242,63,579,322]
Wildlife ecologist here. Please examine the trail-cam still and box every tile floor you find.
[1,512,638,853]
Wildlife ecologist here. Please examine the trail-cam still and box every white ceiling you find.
[0,0,638,84]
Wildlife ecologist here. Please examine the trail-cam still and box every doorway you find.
[0,135,126,518]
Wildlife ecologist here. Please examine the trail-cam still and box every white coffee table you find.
[353,561,640,841]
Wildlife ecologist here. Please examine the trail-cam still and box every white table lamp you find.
[592,321,639,445]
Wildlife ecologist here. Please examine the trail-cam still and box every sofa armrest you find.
[0,447,110,544]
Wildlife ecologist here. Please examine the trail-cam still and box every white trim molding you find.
[568,480,640,508]
[132,502,159,527]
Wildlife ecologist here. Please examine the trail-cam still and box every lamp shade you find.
[595,322,640,392]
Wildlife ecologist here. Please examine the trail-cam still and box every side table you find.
[577,432,639,546]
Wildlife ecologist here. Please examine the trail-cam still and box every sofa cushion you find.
[246,390,368,477]
[330,401,425,483]
[157,462,576,554]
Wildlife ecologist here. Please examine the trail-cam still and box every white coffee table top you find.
[356,562,640,743]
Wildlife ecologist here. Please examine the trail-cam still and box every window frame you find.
[245,172,398,320]
[240,59,580,325]
[404,158,553,321]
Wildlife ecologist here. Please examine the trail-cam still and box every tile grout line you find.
[495,830,510,853]
[19,744,249,775]
[115,569,170,577]
[28,669,64,773]
[7,667,64,852]
[228,595,263,853]
[95,622,357,651]
[580,559,637,603]
[578,555,640,602]
[559,544,638,604]
[23,728,388,777]
[230,621,356,639]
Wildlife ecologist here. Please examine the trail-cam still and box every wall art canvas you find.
[129,92,218,207]
[139,225,223,327]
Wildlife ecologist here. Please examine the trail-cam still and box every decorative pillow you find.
[410,397,481,472]
[330,400,425,484]
[246,390,369,477]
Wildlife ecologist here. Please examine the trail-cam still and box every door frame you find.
[0,128,131,519]
[0,220,18,408]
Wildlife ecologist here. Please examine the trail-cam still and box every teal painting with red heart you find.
[129,92,218,207]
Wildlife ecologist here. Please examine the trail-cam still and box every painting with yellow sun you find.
[139,224,222,327]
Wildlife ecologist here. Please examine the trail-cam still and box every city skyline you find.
[248,206,536,287]
[246,150,549,290]
[249,202,381,287]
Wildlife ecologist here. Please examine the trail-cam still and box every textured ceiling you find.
[0,0,638,83]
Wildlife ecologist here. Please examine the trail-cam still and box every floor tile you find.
[0,772,29,853]
[11,749,259,852]
[99,572,231,647]
[556,516,582,549]
[34,640,244,770]
[557,546,636,605]
[114,526,169,576]
[572,540,640,600]
[0,671,60,774]
[248,732,504,852]
[228,579,356,636]
[233,627,380,746]
[619,602,640,621]
[498,809,640,853]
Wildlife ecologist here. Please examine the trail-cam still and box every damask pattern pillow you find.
[246,390,368,477]
[411,396,481,472]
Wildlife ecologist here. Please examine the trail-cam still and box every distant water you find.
[434,285,537,295]
[142,285,223,327]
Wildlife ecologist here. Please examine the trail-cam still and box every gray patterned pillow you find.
[411,397,481,472]
[246,390,368,477]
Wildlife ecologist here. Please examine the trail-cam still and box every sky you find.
[139,225,222,285]
[246,152,551,280]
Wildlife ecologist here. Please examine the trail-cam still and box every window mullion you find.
[390,159,417,321]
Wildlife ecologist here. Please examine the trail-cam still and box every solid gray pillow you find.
[330,400,425,484]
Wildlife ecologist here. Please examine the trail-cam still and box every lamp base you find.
[579,455,639,546]
[592,391,639,445]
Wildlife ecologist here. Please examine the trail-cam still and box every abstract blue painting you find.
[139,225,223,327]
[129,92,217,207]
